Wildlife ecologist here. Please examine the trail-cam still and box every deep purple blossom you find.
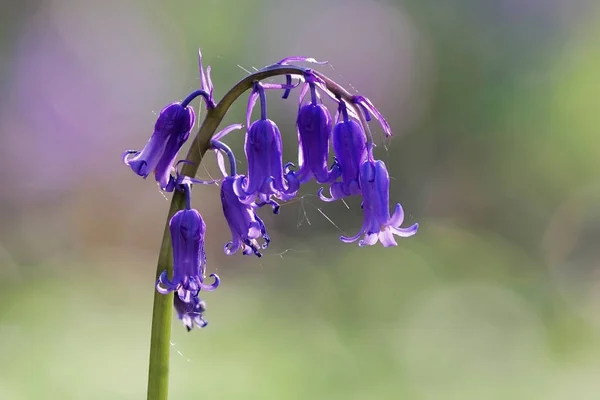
[156,185,219,328]
[235,83,299,205]
[222,176,270,257]
[211,139,271,257]
[292,74,338,184]
[318,100,368,202]
[341,159,418,247]
[122,102,195,191]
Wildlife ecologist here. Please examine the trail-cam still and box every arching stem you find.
[146,63,369,400]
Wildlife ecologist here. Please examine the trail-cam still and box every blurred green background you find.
[1,0,600,399]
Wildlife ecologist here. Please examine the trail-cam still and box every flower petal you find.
[246,90,259,129]
[212,123,243,142]
[391,223,419,237]
[318,182,346,203]
[198,273,220,291]
[358,233,379,247]
[388,203,405,227]
[340,222,367,243]
[352,95,393,137]
[378,229,398,247]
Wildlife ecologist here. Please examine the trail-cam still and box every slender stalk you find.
[146,193,184,400]
[146,63,366,400]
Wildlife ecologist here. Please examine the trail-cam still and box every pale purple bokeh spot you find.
[2,0,176,202]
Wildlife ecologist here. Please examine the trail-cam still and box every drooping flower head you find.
[235,82,299,205]
[318,100,369,202]
[123,103,195,190]
[341,159,418,247]
[291,72,338,184]
[211,139,270,257]
[222,175,270,257]
[156,184,219,328]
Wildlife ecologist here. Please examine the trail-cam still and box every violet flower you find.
[212,140,270,257]
[341,159,418,247]
[290,73,338,184]
[122,89,213,191]
[122,103,195,190]
[318,100,368,202]
[234,82,299,206]
[156,184,219,328]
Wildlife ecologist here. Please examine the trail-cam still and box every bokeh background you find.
[1,0,600,399]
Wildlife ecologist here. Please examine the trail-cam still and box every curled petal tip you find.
[317,187,336,203]
[156,274,176,294]
[339,235,356,244]
[284,162,296,173]
[393,223,419,237]
[121,150,139,165]
[156,284,171,295]
[224,242,237,255]
[199,273,220,291]
[261,225,271,247]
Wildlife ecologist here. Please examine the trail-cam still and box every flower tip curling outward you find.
[123,102,195,190]
[340,159,418,247]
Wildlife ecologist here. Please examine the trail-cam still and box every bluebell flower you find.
[341,159,418,247]
[211,138,271,257]
[122,102,195,191]
[234,82,299,205]
[318,100,368,202]
[290,73,338,184]
[222,175,270,257]
[156,185,219,328]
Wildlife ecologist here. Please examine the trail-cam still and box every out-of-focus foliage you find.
[1,0,600,399]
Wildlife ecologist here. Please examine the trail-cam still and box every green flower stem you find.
[146,64,365,400]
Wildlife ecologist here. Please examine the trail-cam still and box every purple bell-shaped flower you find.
[211,139,271,257]
[319,100,368,202]
[234,82,299,206]
[291,73,338,184]
[123,102,195,191]
[341,159,418,247]
[155,184,219,329]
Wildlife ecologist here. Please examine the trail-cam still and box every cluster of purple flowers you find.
[122,55,418,330]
